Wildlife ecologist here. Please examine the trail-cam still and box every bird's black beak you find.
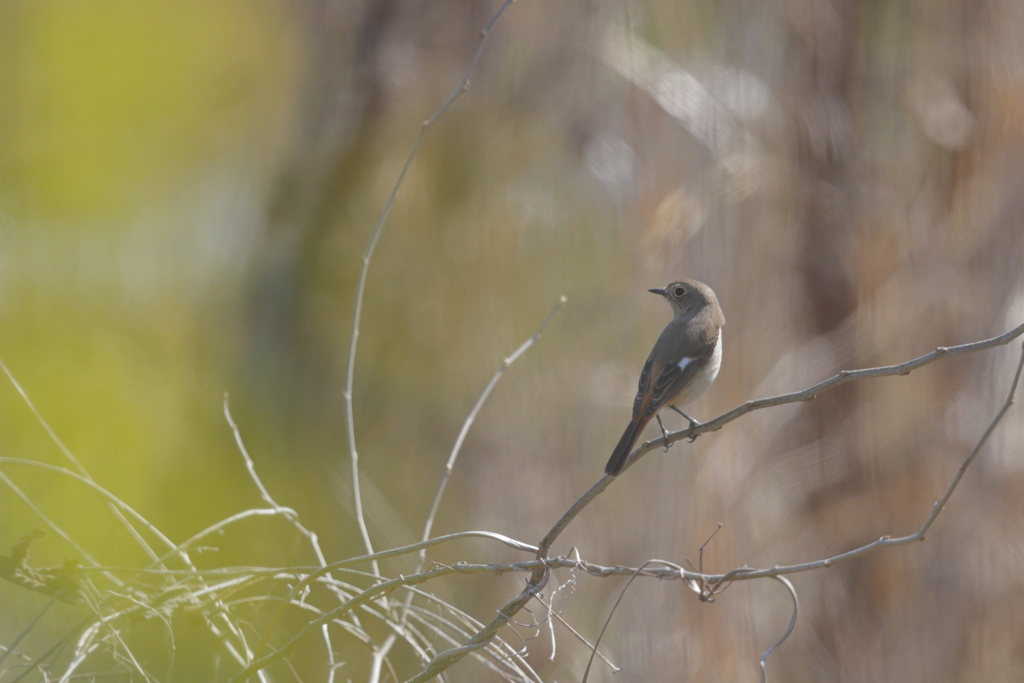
[648,288,668,297]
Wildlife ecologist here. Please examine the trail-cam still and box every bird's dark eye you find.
[673,286,686,297]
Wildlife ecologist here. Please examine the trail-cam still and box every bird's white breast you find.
[672,331,722,407]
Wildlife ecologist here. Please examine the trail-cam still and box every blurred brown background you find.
[1,0,1023,680]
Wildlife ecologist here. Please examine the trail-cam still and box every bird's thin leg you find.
[670,406,701,442]
[655,415,672,452]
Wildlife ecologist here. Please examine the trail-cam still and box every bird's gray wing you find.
[639,335,719,420]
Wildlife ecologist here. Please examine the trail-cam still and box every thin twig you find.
[534,592,617,674]
[223,394,288,512]
[394,297,565,642]
[759,576,798,683]
[342,0,519,574]
[583,559,687,681]
[418,297,566,556]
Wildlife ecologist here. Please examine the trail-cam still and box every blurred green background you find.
[1,0,1023,680]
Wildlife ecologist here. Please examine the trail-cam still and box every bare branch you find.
[342,0,519,569]
[685,339,1024,589]
[405,329,1024,681]
[418,296,566,555]
[619,321,1024,473]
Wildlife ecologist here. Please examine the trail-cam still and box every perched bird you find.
[605,280,724,476]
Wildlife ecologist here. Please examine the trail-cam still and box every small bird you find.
[605,279,725,476]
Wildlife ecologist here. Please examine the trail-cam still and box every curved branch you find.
[342,0,520,569]
[407,329,1024,681]
[759,576,799,683]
